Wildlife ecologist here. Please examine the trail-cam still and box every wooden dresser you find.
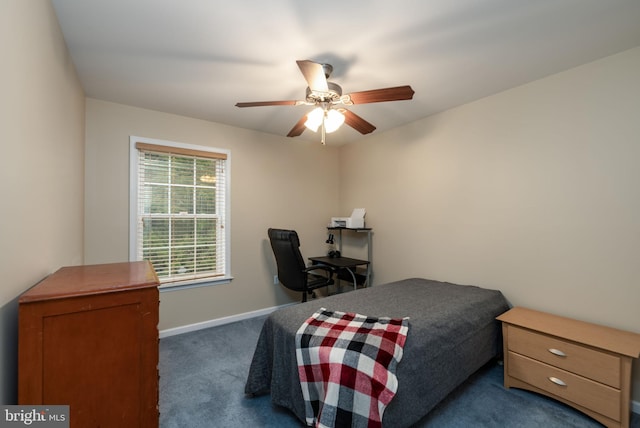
[19,261,160,428]
[497,307,640,428]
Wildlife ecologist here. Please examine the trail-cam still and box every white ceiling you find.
[51,0,640,145]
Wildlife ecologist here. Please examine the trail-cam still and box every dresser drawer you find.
[508,326,620,388]
[508,351,620,422]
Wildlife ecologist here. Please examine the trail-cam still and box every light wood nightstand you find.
[497,307,640,428]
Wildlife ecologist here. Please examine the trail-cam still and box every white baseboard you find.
[159,303,295,338]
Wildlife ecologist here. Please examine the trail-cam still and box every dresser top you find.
[20,261,159,303]
[497,307,640,358]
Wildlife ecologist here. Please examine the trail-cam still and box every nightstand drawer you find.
[508,326,620,388]
[508,352,620,421]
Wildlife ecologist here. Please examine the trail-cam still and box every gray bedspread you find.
[245,278,510,427]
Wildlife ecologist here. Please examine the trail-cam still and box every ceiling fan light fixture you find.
[304,107,324,132]
[324,109,345,133]
[304,107,345,134]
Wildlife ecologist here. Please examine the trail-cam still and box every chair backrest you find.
[268,228,307,292]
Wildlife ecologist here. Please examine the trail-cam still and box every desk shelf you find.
[326,227,372,287]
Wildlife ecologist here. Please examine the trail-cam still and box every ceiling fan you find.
[235,60,415,144]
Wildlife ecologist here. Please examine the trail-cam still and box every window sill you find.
[158,275,233,292]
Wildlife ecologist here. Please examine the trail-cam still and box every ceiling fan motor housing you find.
[321,63,333,78]
[306,81,342,103]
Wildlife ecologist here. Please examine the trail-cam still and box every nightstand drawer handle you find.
[548,348,566,357]
[548,376,567,387]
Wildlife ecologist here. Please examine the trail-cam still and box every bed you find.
[245,277,510,427]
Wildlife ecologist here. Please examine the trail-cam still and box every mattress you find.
[245,277,510,427]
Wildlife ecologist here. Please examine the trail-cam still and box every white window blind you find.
[132,140,229,285]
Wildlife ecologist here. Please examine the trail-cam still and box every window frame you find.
[129,136,232,290]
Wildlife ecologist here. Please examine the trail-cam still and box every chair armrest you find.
[303,265,335,277]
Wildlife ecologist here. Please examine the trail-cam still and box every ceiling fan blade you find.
[235,100,298,108]
[287,115,307,137]
[343,110,376,135]
[346,85,415,104]
[296,60,328,93]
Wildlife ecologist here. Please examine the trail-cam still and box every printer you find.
[330,208,366,229]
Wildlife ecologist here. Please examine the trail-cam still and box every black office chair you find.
[268,228,334,302]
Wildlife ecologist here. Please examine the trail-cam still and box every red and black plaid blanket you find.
[295,308,409,428]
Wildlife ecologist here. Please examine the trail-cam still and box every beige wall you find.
[0,0,85,404]
[84,99,341,330]
[339,46,640,401]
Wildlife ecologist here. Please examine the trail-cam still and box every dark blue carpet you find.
[159,315,639,427]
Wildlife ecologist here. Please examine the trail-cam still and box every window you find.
[130,137,231,288]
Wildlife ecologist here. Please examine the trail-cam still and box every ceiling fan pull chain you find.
[321,119,326,145]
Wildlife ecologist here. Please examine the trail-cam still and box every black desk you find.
[308,256,370,290]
